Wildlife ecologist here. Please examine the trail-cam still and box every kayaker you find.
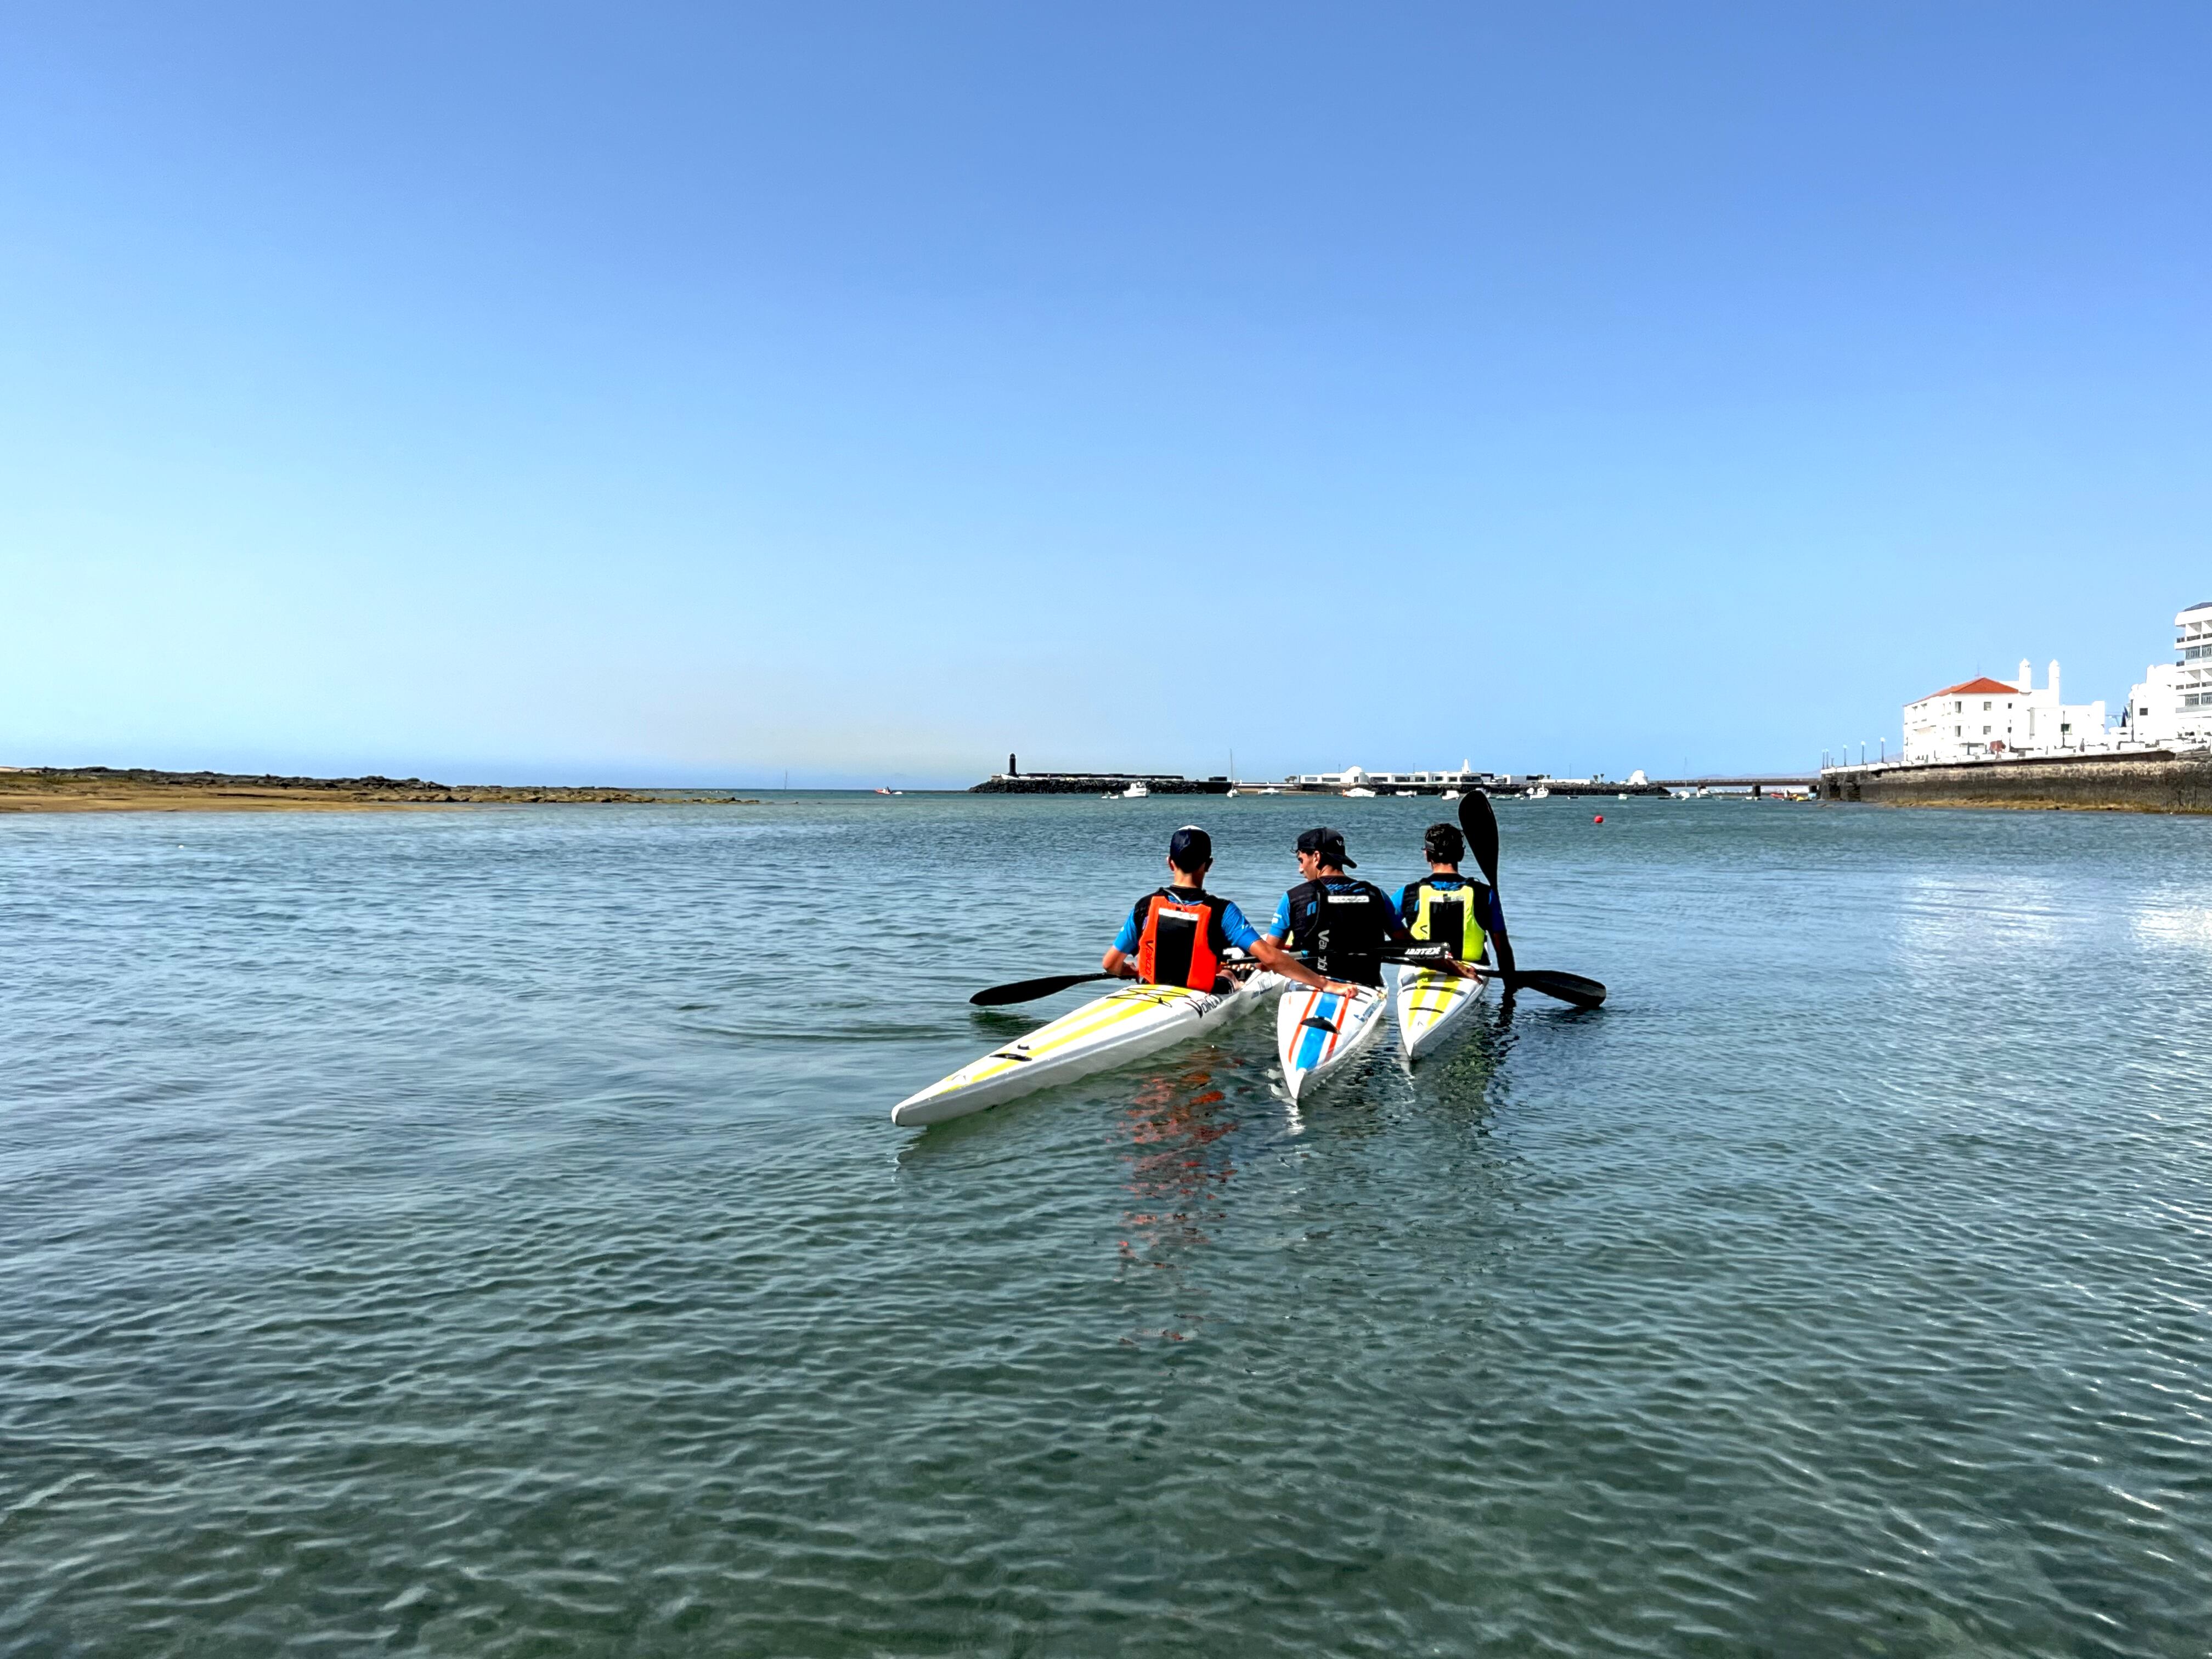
[1262,827,1412,989]
[1397,822,1511,978]
[1103,827,1356,997]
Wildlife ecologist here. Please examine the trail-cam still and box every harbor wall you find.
[971,774,1232,795]
[1822,751,2212,814]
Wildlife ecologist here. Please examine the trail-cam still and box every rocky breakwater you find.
[971,772,1232,795]
[1821,751,2212,814]
[0,768,763,812]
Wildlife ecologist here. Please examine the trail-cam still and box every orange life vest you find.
[1134,889,1227,990]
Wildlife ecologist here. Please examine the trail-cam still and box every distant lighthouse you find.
[1008,752,1018,777]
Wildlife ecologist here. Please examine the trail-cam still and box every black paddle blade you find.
[969,971,1114,1007]
[1458,789,1500,889]
[1505,969,1606,1009]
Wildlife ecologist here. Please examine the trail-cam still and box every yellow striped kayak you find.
[891,971,1277,1127]
[1388,961,1492,1062]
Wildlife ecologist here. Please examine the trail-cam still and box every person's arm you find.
[1101,905,1144,978]
[1251,935,1356,995]
[1224,901,1355,996]
[1378,883,1414,946]
[1483,884,1515,976]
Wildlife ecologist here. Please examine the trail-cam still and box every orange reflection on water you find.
[1114,1060,1243,1343]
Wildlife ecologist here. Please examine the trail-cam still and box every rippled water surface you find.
[5,794,2211,1657]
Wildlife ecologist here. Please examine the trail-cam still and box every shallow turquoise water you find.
[3,794,2210,1656]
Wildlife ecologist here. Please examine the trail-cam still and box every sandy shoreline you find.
[0,768,763,814]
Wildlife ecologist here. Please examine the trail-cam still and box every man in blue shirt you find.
[1104,826,1351,996]
[1262,827,1412,988]
[1397,822,1511,974]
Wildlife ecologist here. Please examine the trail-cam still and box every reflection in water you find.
[967,1007,1045,1040]
[2136,899,2212,951]
[1411,1010,1505,1122]
[1115,1051,1244,1343]
[1895,870,2072,985]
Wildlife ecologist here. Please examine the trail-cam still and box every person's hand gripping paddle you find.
[1458,791,1607,1010]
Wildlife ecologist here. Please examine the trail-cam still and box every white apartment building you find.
[2119,601,2212,750]
[1901,660,2106,763]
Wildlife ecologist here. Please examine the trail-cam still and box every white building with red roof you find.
[1901,659,2106,764]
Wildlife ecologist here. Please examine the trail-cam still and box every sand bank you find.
[0,768,761,813]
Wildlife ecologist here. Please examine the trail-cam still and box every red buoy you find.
[1593,814,1604,823]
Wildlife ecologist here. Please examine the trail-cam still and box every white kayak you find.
[1275,981,1391,1101]
[1389,961,1493,1062]
[891,970,1277,1127]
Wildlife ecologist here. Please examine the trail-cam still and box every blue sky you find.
[4,3,2207,785]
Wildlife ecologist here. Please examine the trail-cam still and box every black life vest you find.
[1132,888,1230,990]
[1282,877,1395,986]
[1401,876,1491,962]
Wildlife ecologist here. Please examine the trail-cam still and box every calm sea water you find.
[4,793,2210,1657]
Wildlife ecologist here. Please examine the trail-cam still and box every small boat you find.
[891,970,1278,1126]
[1276,982,1390,1101]
[1440,789,1463,802]
[1342,786,1376,798]
[1527,786,1550,799]
[1389,961,1491,1062]
[1122,781,1150,798]
[1394,791,1417,797]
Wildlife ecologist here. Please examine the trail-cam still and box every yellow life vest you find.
[1408,880,1487,962]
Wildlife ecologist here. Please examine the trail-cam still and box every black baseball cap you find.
[1167,825,1213,872]
[1295,827,1354,868]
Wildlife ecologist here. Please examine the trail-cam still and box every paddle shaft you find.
[969,970,1119,1007]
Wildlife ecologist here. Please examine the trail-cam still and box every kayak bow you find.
[893,970,1277,1127]
[1275,981,1390,1102]
[1389,961,1492,1062]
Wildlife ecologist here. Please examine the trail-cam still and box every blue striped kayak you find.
[1388,962,1492,1062]
[892,970,1278,1127]
[1274,981,1390,1101]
